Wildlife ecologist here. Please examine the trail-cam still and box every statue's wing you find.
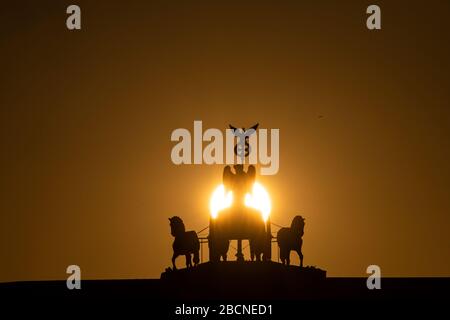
[229,124,238,132]
[249,123,259,131]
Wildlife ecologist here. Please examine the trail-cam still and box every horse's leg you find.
[185,254,192,268]
[280,248,286,265]
[298,240,303,267]
[193,250,200,266]
[299,250,303,268]
[172,253,178,270]
[295,248,303,267]
[286,250,290,266]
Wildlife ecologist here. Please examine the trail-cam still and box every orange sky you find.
[1,0,450,282]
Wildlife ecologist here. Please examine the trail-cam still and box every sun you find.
[209,184,233,219]
[244,182,271,222]
[210,182,271,222]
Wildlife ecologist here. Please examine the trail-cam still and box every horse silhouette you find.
[277,215,305,267]
[169,216,200,270]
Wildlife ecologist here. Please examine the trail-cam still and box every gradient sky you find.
[1,0,450,282]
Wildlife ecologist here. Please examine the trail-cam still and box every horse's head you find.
[291,215,305,234]
[169,216,185,237]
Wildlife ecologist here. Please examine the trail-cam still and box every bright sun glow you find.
[210,184,233,219]
[210,182,271,222]
[245,182,271,222]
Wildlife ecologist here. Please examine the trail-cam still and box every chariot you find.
[208,164,272,262]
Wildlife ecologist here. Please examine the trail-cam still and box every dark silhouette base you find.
[2,262,449,302]
[161,261,325,299]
